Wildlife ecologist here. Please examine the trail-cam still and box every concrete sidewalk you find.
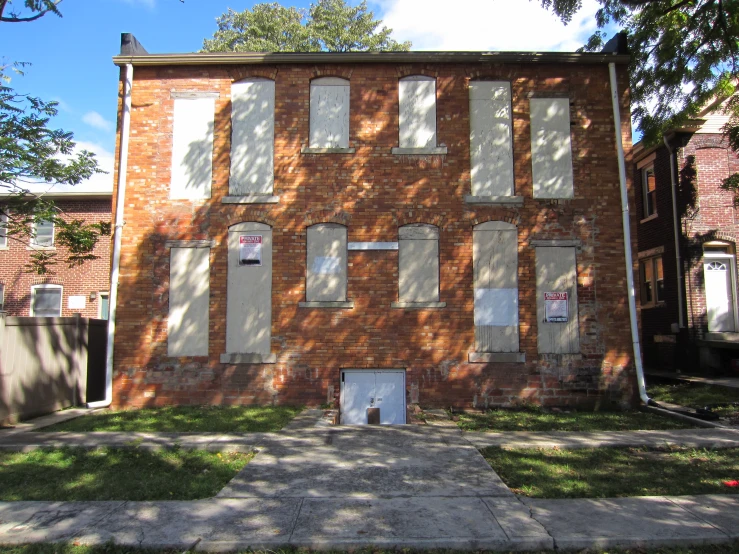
[1,409,739,551]
[1,494,738,550]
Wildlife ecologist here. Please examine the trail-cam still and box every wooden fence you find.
[0,313,107,424]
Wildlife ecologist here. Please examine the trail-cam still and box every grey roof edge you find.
[113,51,630,67]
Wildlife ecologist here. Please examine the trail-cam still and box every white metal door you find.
[341,370,406,425]
[374,371,406,424]
[704,257,737,332]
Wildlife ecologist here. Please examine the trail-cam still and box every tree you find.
[203,0,411,53]
[542,0,739,201]
[544,0,738,144]
[1,0,109,274]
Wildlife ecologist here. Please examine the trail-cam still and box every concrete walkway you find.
[1,409,739,551]
[647,370,739,389]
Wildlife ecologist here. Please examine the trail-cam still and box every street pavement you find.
[0,409,738,551]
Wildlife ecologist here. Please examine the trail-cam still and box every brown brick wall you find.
[113,61,638,409]
[0,199,112,318]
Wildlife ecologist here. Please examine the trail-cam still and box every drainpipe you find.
[664,136,686,328]
[609,62,651,405]
[87,63,133,409]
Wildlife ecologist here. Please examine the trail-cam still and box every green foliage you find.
[0,0,109,274]
[0,0,62,23]
[454,407,692,432]
[203,0,411,53]
[483,445,739,498]
[545,0,739,147]
[0,447,252,501]
[38,405,304,433]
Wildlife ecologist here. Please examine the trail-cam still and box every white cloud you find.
[22,141,115,195]
[83,111,114,132]
[378,0,601,51]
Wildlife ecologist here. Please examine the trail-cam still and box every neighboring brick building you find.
[110,34,638,418]
[0,192,112,319]
[634,98,739,373]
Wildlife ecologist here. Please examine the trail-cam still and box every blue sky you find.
[1,0,603,191]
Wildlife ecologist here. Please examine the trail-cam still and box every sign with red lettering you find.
[239,235,262,266]
[544,292,568,322]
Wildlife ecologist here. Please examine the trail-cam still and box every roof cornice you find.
[113,51,630,67]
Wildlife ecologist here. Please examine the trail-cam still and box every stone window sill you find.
[301,147,356,154]
[220,353,277,364]
[391,301,446,309]
[298,301,355,309]
[222,195,280,204]
[0,246,8,251]
[27,246,55,251]
[464,195,524,206]
[640,213,658,224]
[469,352,526,363]
[391,146,448,156]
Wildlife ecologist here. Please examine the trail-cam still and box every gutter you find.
[87,63,133,409]
[112,51,630,67]
[664,135,686,328]
[609,62,651,405]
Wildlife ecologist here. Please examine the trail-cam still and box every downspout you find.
[664,136,686,328]
[87,63,133,408]
[609,62,651,405]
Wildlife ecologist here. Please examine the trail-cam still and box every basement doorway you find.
[340,369,406,425]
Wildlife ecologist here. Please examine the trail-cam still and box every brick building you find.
[634,97,739,372]
[0,191,112,319]
[109,34,638,419]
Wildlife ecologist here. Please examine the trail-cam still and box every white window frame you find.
[642,164,657,218]
[0,283,5,311]
[98,291,110,320]
[30,284,63,317]
[31,218,55,248]
[639,256,664,308]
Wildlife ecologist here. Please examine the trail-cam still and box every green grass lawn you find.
[37,405,303,433]
[482,445,739,498]
[0,447,252,501]
[649,382,739,421]
[454,406,693,432]
[1,544,737,554]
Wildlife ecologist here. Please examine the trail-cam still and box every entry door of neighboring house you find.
[703,254,738,332]
[341,370,406,425]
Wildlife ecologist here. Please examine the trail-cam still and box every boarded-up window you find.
[310,77,349,148]
[530,98,574,199]
[307,223,347,302]
[470,81,514,196]
[226,223,272,356]
[230,79,275,195]
[473,222,519,352]
[399,75,436,149]
[399,224,440,303]
[536,247,579,353]
[168,247,210,356]
[171,97,214,200]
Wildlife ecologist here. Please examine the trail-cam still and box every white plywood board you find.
[473,226,519,352]
[530,97,574,199]
[226,227,272,355]
[399,76,436,149]
[307,224,347,302]
[230,79,275,195]
[310,79,350,148]
[168,247,210,356]
[399,238,439,303]
[170,97,214,200]
[67,296,86,310]
[470,81,514,196]
[536,247,580,353]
